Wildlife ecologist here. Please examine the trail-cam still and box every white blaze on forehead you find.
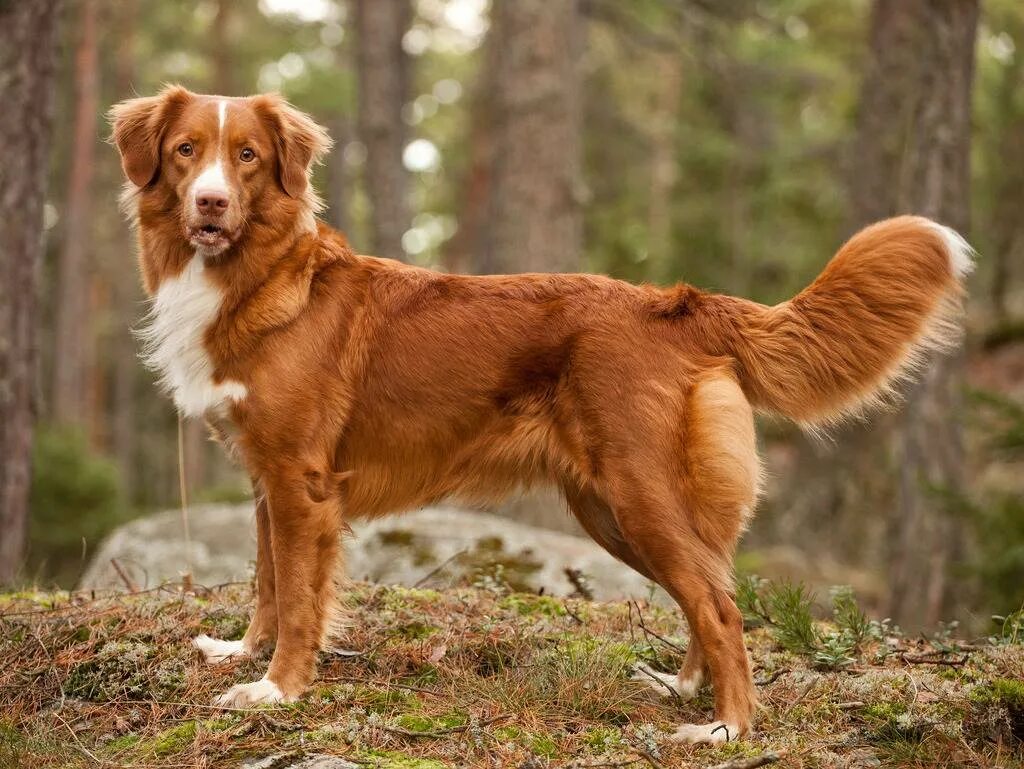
[189,99,231,200]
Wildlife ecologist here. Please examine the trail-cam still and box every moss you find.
[0,722,24,750]
[201,608,248,640]
[498,594,566,618]
[102,733,141,754]
[394,620,439,640]
[378,528,416,546]
[527,732,559,758]
[381,587,443,611]
[356,748,450,768]
[66,641,161,700]
[494,725,523,741]
[862,701,908,722]
[972,677,1024,740]
[394,712,467,732]
[582,726,622,752]
[358,685,419,715]
[148,721,197,756]
[475,536,505,552]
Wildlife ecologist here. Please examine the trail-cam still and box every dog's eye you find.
[240,148,256,162]
[178,142,193,157]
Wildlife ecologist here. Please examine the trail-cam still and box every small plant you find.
[930,620,961,653]
[831,586,876,649]
[766,581,819,654]
[736,574,771,628]
[813,630,857,670]
[989,607,1024,646]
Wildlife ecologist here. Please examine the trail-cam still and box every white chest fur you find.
[139,255,247,417]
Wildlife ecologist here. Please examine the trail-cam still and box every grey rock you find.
[79,500,669,604]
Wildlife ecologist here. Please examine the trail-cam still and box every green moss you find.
[380,587,443,611]
[358,685,419,715]
[527,732,559,758]
[972,678,1024,739]
[498,594,566,618]
[862,701,908,722]
[102,733,141,754]
[394,712,466,732]
[201,608,248,640]
[0,722,24,750]
[494,725,523,741]
[149,721,197,756]
[582,726,622,752]
[394,620,439,640]
[356,748,450,768]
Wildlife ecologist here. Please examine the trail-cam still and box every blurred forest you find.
[1,0,1023,632]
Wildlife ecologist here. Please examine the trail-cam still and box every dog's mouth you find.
[187,223,234,251]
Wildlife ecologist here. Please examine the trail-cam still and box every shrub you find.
[29,425,126,586]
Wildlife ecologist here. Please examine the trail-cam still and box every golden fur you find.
[111,86,972,740]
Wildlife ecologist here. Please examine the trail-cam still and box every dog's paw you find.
[668,721,743,744]
[193,634,248,664]
[630,663,701,700]
[213,678,291,708]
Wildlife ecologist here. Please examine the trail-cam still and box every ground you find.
[1,580,1022,768]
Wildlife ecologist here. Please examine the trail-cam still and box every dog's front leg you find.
[214,469,340,706]
[194,488,278,664]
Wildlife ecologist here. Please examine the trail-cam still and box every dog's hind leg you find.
[194,485,277,664]
[602,374,760,742]
[563,482,707,701]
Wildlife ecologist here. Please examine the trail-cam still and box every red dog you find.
[111,86,972,742]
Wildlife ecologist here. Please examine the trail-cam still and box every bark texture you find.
[484,0,583,274]
[52,0,99,426]
[0,0,61,582]
[851,0,979,629]
[355,0,411,259]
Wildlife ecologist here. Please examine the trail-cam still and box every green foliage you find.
[831,585,880,649]
[29,425,126,586]
[765,581,820,654]
[813,630,857,670]
[963,391,1024,615]
[736,574,771,629]
[990,607,1024,645]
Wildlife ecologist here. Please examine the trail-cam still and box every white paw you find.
[193,634,249,664]
[630,663,701,701]
[669,721,742,744]
[213,677,290,708]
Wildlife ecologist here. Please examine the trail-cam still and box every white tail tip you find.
[923,219,976,279]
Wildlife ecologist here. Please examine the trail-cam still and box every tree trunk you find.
[646,49,683,270]
[210,0,235,96]
[0,0,61,583]
[110,0,140,501]
[485,0,583,273]
[851,0,978,629]
[355,0,411,258]
[442,33,499,275]
[52,0,99,426]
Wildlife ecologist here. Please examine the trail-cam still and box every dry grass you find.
[1,581,1022,768]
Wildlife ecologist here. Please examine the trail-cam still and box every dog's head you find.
[110,86,331,257]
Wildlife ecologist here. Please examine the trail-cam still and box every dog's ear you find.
[109,85,193,187]
[253,94,332,199]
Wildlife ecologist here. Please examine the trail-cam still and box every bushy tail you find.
[700,216,975,427]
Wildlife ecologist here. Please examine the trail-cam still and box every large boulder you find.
[78,502,668,602]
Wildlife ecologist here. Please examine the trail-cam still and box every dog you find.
[110,85,972,743]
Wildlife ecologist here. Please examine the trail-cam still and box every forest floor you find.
[1,580,1022,769]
